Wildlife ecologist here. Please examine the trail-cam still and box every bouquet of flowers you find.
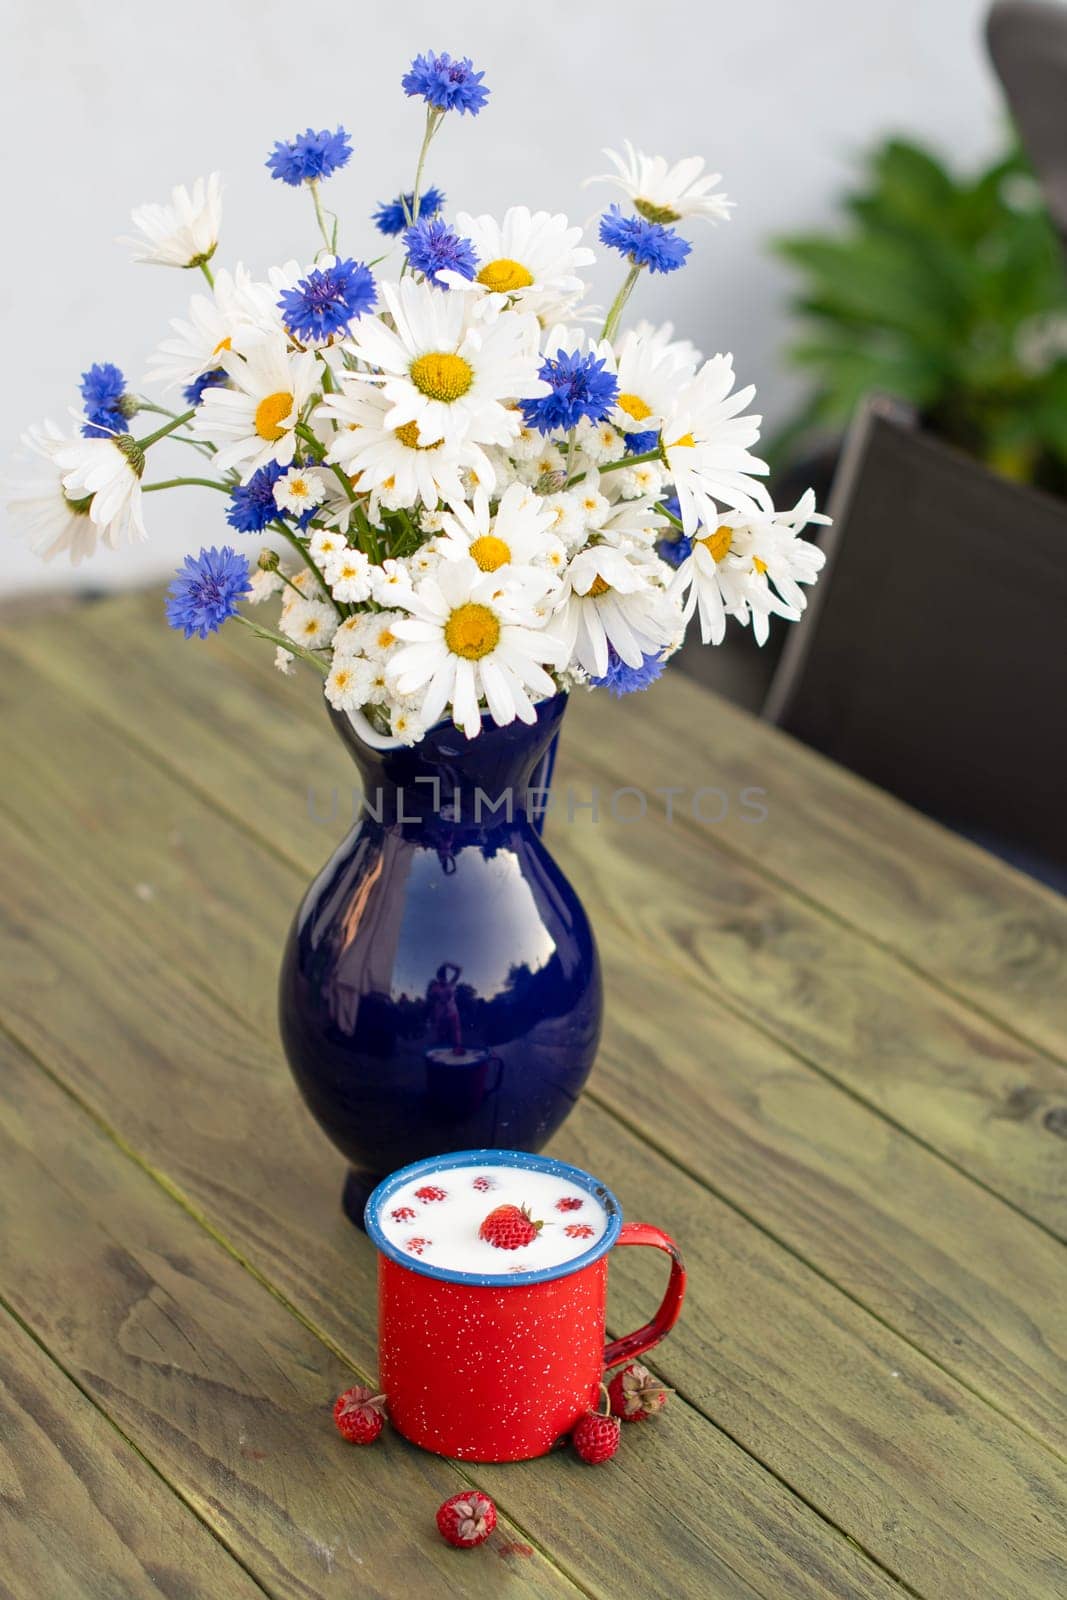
[6,48,827,743]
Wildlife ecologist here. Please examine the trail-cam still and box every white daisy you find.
[669,517,760,646]
[248,565,283,604]
[280,597,337,650]
[437,484,560,596]
[371,558,415,606]
[325,653,377,712]
[538,490,587,549]
[611,321,699,435]
[617,460,667,500]
[318,382,486,509]
[274,466,326,517]
[573,417,625,465]
[309,526,348,566]
[448,208,595,320]
[4,422,100,564]
[119,173,224,268]
[552,543,676,677]
[343,277,547,449]
[739,490,829,612]
[587,143,732,225]
[388,557,564,738]
[660,356,770,535]
[51,434,147,550]
[144,265,276,392]
[191,332,317,479]
[325,546,373,603]
[390,704,427,745]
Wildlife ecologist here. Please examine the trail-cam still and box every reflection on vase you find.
[278,692,602,1225]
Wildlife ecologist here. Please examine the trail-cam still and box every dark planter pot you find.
[278,693,603,1225]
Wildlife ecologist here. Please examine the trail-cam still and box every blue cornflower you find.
[278,257,377,342]
[404,217,478,287]
[657,493,692,568]
[165,546,251,639]
[520,349,620,436]
[266,126,352,186]
[373,185,445,236]
[183,367,228,407]
[402,51,489,116]
[80,361,131,438]
[225,462,286,534]
[591,647,667,697]
[624,427,661,456]
[599,205,691,274]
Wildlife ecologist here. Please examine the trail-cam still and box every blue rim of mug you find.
[364,1149,623,1286]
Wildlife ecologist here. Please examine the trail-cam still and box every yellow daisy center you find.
[394,420,441,451]
[211,335,232,357]
[698,524,734,563]
[476,257,535,293]
[587,574,611,598]
[635,197,682,225]
[469,534,511,572]
[254,391,293,441]
[410,352,474,403]
[333,668,352,688]
[752,556,768,575]
[376,626,396,650]
[288,477,309,498]
[617,392,653,422]
[670,432,696,450]
[444,601,500,660]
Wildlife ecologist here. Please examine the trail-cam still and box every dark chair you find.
[763,397,1067,881]
[987,1,1067,253]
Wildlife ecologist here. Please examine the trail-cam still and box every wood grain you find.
[0,808,892,1600]
[1,749,1066,1595]
[0,1306,267,1600]
[3,619,1064,1447]
[0,1031,587,1600]
[9,597,1065,1242]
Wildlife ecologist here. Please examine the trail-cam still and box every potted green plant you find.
[772,136,1067,501]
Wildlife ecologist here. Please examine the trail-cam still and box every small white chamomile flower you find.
[617,461,666,500]
[326,547,373,604]
[274,466,326,517]
[390,704,428,745]
[309,527,348,566]
[281,598,337,651]
[325,654,377,712]
[248,566,283,604]
[372,558,415,605]
[573,418,624,464]
[274,646,295,675]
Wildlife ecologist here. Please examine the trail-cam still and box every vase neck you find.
[328,694,567,829]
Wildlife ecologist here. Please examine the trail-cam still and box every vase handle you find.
[343,704,405,752]
[603,1222,686,1369]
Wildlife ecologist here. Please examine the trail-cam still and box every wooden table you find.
[1,588,1065,1600]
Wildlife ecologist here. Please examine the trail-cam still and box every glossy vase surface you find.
[278,693,602,1223]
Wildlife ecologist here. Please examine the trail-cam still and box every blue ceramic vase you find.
[278,692,602,1225]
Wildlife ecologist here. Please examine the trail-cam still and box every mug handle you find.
[603,1222,687,1369]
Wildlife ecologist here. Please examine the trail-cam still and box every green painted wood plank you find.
[1,612,1064,1450]
[0,817,887,1600]
[0,1031,593,1600]
[2,748,1066,1594]
[0,1304,268,1600]
[9,593,1065,1244]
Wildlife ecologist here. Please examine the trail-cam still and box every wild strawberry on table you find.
[478,1203,543,1250]
[436,1491,497,1548]
[332,1386,387,1445]
[415,1184,448,1202]
[607,1361,671,1422]
[572,1408,620,1464]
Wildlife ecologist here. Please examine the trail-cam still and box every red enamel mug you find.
[365,1149,686,1462]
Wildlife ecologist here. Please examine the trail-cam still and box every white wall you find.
[1,0,1003,595]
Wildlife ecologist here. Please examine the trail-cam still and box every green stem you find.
[270,520,343,618]
[143,477,231,493]
[563,426,578,488]
[601,264,642,343]
[655,500,685,530]
[136,409,196,450]
[295,423,326,461]
[308,180,336,254]
[234,614,330,675]
[568,443,666,489]
[198,260,215,288]
[405,106,441,226]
